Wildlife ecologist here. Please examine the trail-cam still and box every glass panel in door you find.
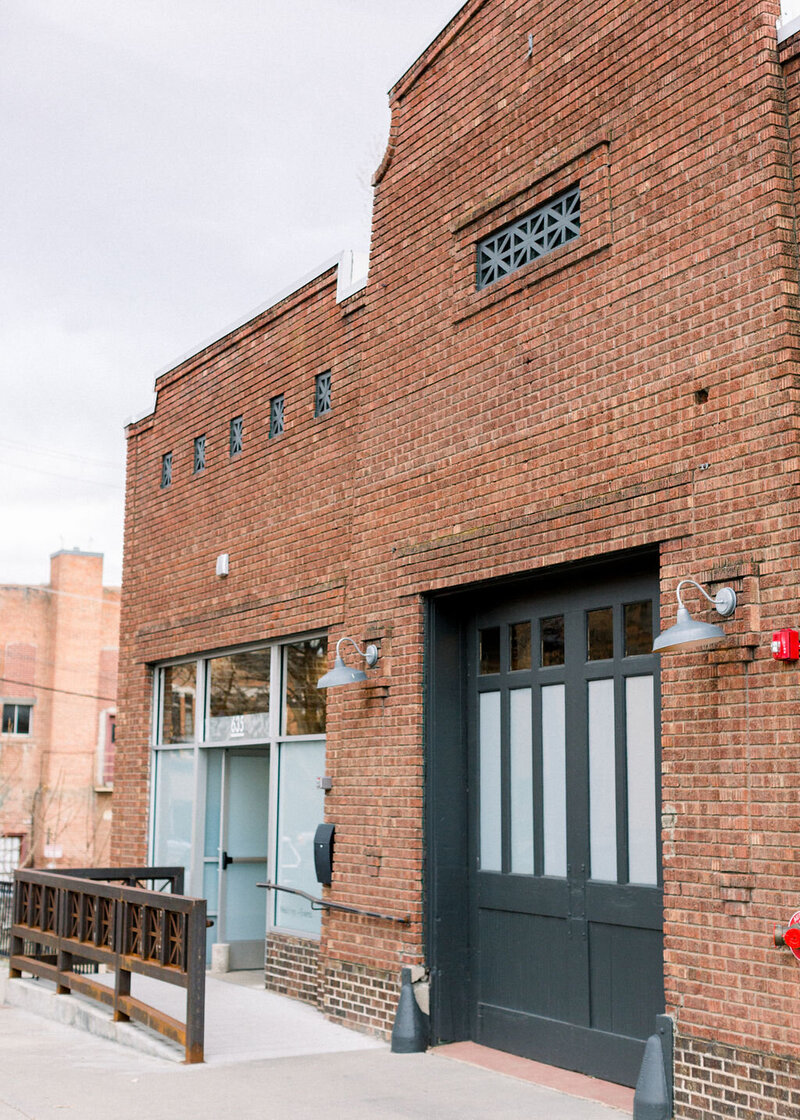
[218,751,269,969]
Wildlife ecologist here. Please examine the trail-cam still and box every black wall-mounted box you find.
[314,823,335,886]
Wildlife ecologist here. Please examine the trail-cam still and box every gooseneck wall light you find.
[653,578,737,653]
[317,636,379,688]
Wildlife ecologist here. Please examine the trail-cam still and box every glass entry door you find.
[204,749,270,969]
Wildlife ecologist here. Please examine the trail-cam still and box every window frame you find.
[1,700,33,736]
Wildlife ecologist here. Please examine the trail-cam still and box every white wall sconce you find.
[216,553,229,577]
[653,578,737,652]
[317,637,379,688]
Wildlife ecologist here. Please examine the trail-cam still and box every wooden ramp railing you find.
[9,869,206,1063]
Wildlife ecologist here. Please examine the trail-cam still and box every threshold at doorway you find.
[433,1041,634,1115]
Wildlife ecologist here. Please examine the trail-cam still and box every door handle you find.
[221,851,234,870]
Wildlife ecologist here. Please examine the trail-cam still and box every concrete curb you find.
[1,970,180,1063]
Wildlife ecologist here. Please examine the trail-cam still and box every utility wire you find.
[0,457,124,490]
[0,584,119,602]
[0,677,116,704]
[0,435,123,470]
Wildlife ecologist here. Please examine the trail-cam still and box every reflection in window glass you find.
[208,650,270,741]
[510,622,532,671]
[275,741,325,935]
[541,615,565,666]
[284,638,327,735]
[479,627,501,675]
[160,664,196,744]
[587,608,614,661]
[624,601,653,656]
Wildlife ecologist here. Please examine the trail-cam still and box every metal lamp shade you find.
[652,606,726,653]
[317,656,368,688]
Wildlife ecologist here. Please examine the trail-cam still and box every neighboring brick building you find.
[0,551,119,875]
[115,1,800,1114]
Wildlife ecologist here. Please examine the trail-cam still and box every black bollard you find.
[633,1033,670,1120]
[390,967,429,1053]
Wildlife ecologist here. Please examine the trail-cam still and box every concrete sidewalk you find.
[0,965,633,1119]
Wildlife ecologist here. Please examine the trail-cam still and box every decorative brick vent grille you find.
[269,394,285,439]
[193,435,205,473]
[314,371,332,417]
[476,185,581,289]
[229,415,243,456]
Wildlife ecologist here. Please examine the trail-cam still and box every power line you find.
[0,584,119,603]
[0,677,116,704]
[0,436,123,471]
[0,457,124,490]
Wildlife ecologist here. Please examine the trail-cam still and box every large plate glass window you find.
[207,650,270,741]
[152,747,195,885]
[274,739,325,934]
[272,638,327,935]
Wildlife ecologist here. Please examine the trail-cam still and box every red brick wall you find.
[116,0,800,1095]
[265,932,320,1007]
[0,552,120,869]
[115,268,365,863]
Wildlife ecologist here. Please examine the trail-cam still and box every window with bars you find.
[229,415,243,457]
[193,435,206,474]
[269,394,285,439]
[476,185,581,290]
[161,452,172,488]
[314,371,332,418]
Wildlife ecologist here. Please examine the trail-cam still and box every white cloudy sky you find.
[0,0,462,587]
[1,1,798,588]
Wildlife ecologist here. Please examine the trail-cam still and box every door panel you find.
[223,751,269,968]
[464,564,663,1086]
[204,749,270,969]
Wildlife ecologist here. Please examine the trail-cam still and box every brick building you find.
[115,1,800,1114]
[0,550,119,875]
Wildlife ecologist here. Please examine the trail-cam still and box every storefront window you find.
[284,637,327,735]
[275,741,325,935]
[207,649,270,741]
[160,664,197,743]
[152,748,195,884]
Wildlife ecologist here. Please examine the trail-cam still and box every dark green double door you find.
[428,559,664,1087]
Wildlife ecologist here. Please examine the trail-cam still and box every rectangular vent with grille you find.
[161,452,172,488]
[269,394,284,438]
[476,185,580,290]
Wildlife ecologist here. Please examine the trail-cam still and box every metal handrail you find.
[258,881,410,924]
[47,866,185,894]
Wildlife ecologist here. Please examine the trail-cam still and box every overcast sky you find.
[0,0,462,588]
[2,1,799,589]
